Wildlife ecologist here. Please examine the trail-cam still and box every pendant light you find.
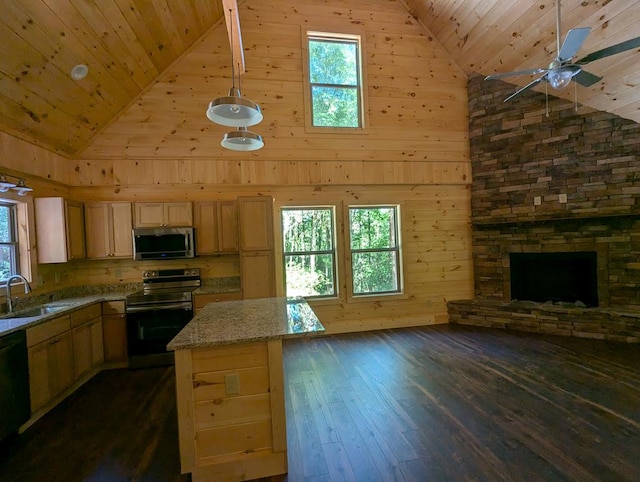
[206,8,263,127]
[0,174,33,195]
[221,127,264,151]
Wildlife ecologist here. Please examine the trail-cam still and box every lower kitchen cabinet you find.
[27,315,75,413]
[102,301,128,363]
[71,304,104,379]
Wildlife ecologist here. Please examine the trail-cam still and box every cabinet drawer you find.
[70,303,102,327]
[27,315,71,348]
[102,301,125,315]
[194,292,242,309]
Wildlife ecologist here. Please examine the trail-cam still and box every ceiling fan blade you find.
[558,27,591,61]
[574,70,602,87]
[485,68,546,81]
[576,36,640,65]
[503,76,545,102]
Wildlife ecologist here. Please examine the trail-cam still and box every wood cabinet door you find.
[238,197,274,251]
[28,341,52,413]
[103,313,127,362]
[134,203,166,227]
[73,323,93,379]
[51,331,75,398]
[110,202,133,257]
[65,200,86,260]
[84,203,111,258]
[90,319,105,366]
[165,202,193,226]
[194,201,218,255]
[35,197,69,263]
[218,200,239,252]
[241,251,276,299]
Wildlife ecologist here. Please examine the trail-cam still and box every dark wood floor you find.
[1,324,639,481]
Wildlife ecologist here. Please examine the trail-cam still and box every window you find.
[0,202,19,281]
[349,206,402,296]
[282,207,337,298]
[307,32,363,128]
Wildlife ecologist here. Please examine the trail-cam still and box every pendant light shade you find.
[207,87,263,127]
[13,179,33,196]
[221,127,264,151]
[207,6,263,129]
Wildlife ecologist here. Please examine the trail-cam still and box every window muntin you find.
[308,34,362,128]
[282,207,337,298]
[0,202,19,281]
[349,206,402,296]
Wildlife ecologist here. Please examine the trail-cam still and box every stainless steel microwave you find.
[132,227,195,260]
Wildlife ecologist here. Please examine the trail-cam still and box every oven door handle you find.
[126,302,193,313]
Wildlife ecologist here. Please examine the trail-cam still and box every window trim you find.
[346,204,404,299]
[301,28,369,134]
[281,205,339,300]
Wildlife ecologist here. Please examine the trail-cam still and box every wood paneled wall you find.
[70,0,469,187]
[2,0,474,332]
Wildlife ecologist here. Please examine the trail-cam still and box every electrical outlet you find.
[54,272,61,283]
[225,374,240,395]
[534,196,542,206]
[559,193,567,204]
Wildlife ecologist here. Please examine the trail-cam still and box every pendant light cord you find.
[229,8,236,90]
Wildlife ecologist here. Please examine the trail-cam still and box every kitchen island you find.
[167,296,324,482]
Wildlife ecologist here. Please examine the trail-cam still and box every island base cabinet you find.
[174,340,287,481]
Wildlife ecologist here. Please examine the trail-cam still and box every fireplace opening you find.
[509,252,598,307]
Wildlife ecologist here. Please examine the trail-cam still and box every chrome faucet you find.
[4,274,32,313]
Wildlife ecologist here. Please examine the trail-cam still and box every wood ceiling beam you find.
[222,0,245,76]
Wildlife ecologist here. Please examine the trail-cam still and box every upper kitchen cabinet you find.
[238,196,276,299]
[193,200,239,255]
[35,198,86,263]
[85,202,133,259]
[238,196,274,251]
[134,202,192,227]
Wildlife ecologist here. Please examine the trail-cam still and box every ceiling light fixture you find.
[13,180,33,196]
[221,127,264,151]
[546,64,581,90]
[206,8,263,128]
[0,175,17,192]
[0,174,33,196]
[71,64,89,80]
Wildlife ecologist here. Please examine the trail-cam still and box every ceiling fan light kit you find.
[207,6,264,150]
[485,1,640,103]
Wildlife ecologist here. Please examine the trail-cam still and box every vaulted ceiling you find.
[1,0,639,157]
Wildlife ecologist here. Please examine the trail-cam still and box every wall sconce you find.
[0,174,33,196]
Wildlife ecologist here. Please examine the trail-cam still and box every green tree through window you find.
[0,203,19,281]
[282,207,337,298]
[308,34,362,128]
[349,206,402,295]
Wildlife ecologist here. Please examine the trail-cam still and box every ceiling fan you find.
[485,0,640,102]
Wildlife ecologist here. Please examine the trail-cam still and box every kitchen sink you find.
[1,305,70,319]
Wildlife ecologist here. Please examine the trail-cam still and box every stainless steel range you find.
[125,268,201,368]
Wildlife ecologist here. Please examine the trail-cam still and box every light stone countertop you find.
[0,293,131,337]
[167,296,325,350]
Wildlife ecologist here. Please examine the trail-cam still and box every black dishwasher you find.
[0,330,30,443]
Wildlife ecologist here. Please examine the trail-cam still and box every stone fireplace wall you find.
[448,74,640,342]
[467,73,640,307]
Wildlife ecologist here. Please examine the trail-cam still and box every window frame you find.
[0,201,20,282]
[302,29,368,133]
[347,204,403,299]
[280,206,339,300]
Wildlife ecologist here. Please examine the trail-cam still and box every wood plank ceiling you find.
[1,0,639,157]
